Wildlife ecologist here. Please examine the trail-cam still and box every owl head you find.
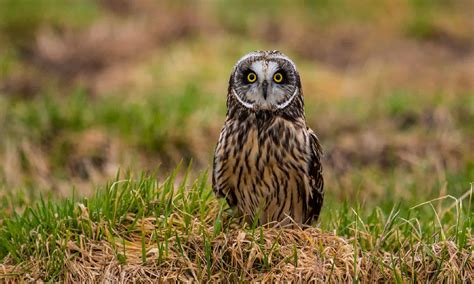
[228,50,302,112]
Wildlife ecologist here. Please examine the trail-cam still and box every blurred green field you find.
[0,0,473,281]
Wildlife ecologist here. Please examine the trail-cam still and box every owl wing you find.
[306,128,324,223]
[212,124,238,208]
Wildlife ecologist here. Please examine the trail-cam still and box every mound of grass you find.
[0,167,472,282]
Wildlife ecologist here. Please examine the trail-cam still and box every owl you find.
[212,50,323,226]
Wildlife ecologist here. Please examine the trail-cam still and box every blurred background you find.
[0,0,473,215]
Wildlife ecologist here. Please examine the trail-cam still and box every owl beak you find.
[262,80,268,100]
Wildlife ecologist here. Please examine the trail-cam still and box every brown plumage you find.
[212,51,323,226]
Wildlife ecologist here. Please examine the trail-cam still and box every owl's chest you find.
[227,118,309,186]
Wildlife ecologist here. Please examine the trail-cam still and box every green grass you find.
[3,84,217,149]
[214,0,381,33]
[0,86,216,184]
[0,0,99,47]
[1,88,472,202]
[405,0,444,39]
[0,167,472,281]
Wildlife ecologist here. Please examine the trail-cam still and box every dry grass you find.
[3,229,472,282]
[0,172,473,282]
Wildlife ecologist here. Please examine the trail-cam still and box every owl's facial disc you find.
[232,55,299,111]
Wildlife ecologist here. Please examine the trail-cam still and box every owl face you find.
[229,51,300,111]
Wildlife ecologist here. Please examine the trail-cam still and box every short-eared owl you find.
[212,51,324,226]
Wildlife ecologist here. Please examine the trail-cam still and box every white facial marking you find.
[267,61,280,75]
[248,60,274,110]
[250,61,266,82]
[232,89,254,109]
[275,88,299,109]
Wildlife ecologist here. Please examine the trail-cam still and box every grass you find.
[2,88,206,152]
[1,0,474,281]
[0,0,98,47]
[0,168,472,281]
[2,87,472,196]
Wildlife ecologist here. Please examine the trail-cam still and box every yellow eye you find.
[273,72,283,83]
[247,72,257,83]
